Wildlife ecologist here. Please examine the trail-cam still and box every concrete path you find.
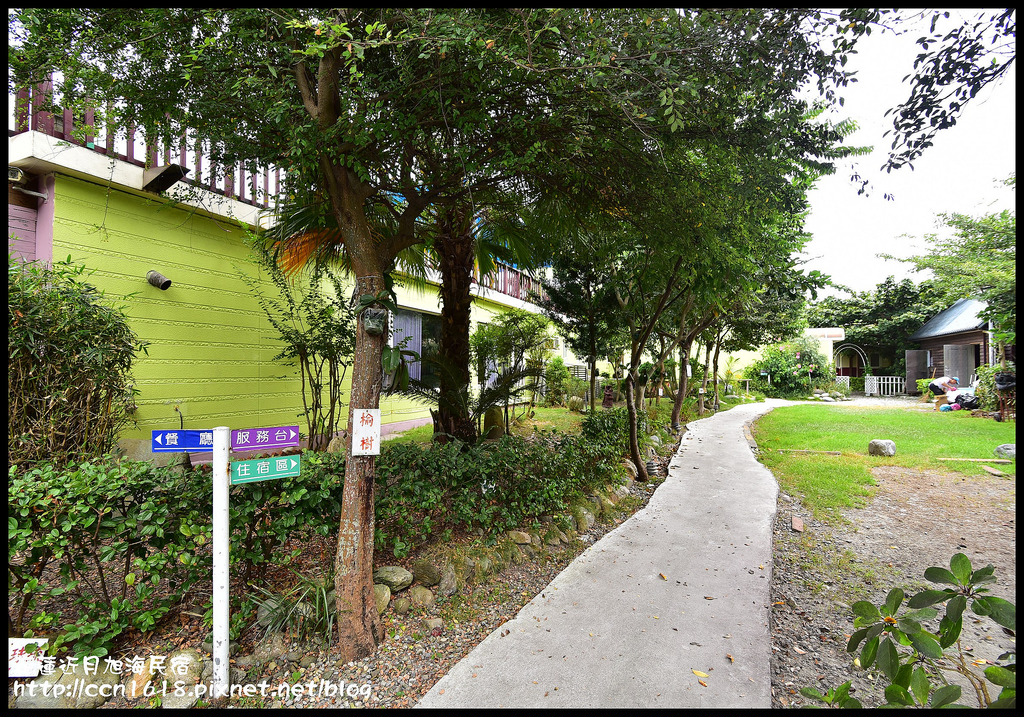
[416,399,793,709]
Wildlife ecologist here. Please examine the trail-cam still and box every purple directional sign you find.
[231,425,301,452]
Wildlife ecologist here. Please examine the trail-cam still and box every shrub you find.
[8,457,204,656]
[745,337,835,397]
[8,256,148,468]
[975,362,1014,412]
[544,356,571,406]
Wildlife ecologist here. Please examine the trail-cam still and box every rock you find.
[158,649,205,709]
[411,559,441,587]
[821,396,836,402]
[598,495,616,515]
[393,597,412,615]
[200,639,239,656]
[436,563,458,597]
[621,459,638,480]
[326,433,347,454]
[252,632,290,666]
[372,565,413,592]
[571,505,596,531]
[507,530,532,545]
[649,434,663,447]
[299,655,317,669]
[529,531,542,545]
[994,444,1015,459]
[373,583,391,615]
[868,439,896,457]
[257,593,312,629]
[473,557,493,582]
[421,618,444,633]
[408,585,435,609]
[18,667,121,709]
[543,528,562,546]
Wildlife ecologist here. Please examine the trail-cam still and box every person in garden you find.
[928,375,959,410]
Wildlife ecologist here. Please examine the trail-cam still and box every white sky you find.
[799,10,1016,298]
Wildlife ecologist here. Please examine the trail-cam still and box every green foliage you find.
[744,336,835,397]
[374,429,623,557]
[581,406,648,458]
[806,276,949,377]
[251,569,337,645]
[544,357,572,406]
[808,553,1015,708]
[975,362,1015,412]
[8,457,204,656]
[8,255,147,468]
[247,245,356,452]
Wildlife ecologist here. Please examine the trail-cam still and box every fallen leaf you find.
[704,596,715,600]
[439,689,445,695]
[726,654,734,663]
[692,669,709,678]
[660,573,668,580]
[698,680,708,687]
[793,647,806,655]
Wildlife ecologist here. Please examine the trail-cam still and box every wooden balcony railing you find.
[10,77,281,210]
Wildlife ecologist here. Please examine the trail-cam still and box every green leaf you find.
[876,637,900,680]
[908,629,943,659]
[884,684,916,706]
[852,600,882,622]
[949,553,972,583]
[860,635,880,668]
[929,684,962,708]
[909,666,931,706]
[924,566,961,586]
[847,627,869,652]
[975,597,1015,631]
[884,588,905,616]
[909,589,952,608]
[984,665,1016,689]
[945,594,967,623]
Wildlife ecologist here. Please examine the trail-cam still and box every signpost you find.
[151,429,214,452]
[230,425,300,452]
[230,455,301,484]
[153,423,303,700]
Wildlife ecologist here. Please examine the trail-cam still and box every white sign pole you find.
[211,426,230,699]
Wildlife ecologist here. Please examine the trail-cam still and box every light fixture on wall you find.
[147,270,172,290]
[8,165,48,202]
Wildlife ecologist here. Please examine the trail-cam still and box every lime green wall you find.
[52,176,303,459]
[50,175,560,451]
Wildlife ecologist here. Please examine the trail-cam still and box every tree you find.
[806,276,950,376]
[887,192,1016,356]
[538,232,622,414]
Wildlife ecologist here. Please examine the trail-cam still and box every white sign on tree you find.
[351,409,381,456]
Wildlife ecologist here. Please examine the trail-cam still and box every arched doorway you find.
[833,343,870,378]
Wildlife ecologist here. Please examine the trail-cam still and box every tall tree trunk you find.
[335,272,385,662]
[434,212,478,444]
[671,342,692,429]
[625,374,648,481]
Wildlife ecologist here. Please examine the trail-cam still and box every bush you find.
[8,256,148,468]
[975,362,1015,412]
[8,457,204,656]
[745,337,835,397]
[544,357,572,406]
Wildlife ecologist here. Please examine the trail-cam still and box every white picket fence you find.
[864,375,905,396]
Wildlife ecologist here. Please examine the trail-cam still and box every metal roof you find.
[909,298,989,341]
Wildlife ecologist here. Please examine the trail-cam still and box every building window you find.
[391,309,442,387]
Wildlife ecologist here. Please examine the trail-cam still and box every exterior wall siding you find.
[51,175,305,459]
[915,330,989,381]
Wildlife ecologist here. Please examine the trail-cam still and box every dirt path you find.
[770,452,1016,708]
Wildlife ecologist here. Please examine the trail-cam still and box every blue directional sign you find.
[230,455,301,485]
[152,429,215,452]
[231,425,301,452]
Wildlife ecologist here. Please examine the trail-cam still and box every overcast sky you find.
[799,10,1016,299]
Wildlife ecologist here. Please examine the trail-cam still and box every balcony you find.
[9,77,282,210]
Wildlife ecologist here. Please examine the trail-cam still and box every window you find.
[391,309,442,387]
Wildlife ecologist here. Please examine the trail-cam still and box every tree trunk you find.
[434,213,478,444]
[625,374,648,481]
[671,342,692,429]
[334,272,385,662]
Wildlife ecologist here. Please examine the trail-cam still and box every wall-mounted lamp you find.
[8,165,49,202]
[147,270,172,290]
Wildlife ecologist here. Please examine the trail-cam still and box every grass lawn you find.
[753,405,1016,522]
